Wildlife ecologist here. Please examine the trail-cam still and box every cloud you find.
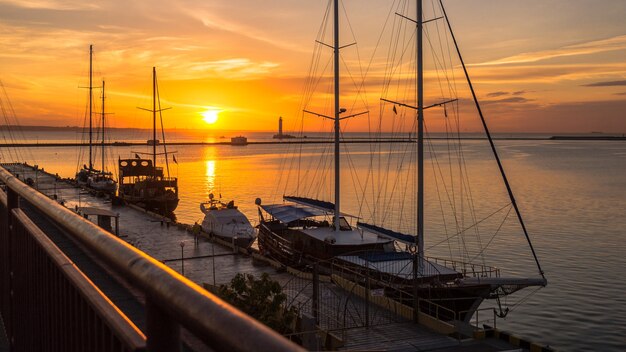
[473,35,626,66]
[0,0,99,10]
[583,80,626,87]
[614,92,626,96]
[186,58,279,79]
[486,91,508,97]
[482,97,533,105]
[183,9,310,54]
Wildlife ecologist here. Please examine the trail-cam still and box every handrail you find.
[0,166,302,352]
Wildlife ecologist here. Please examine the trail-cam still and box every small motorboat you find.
[200,193,256,248]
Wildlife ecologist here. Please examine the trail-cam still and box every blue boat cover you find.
[284,196,335,212]
[357,222,416,245]
[260,203,327,223]
[357,251,414,262]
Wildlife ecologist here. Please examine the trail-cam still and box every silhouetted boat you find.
[76,45,117,194]
[118,67,178,215]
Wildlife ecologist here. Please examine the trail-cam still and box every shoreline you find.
[1,135,624,147]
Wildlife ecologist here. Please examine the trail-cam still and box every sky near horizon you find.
[1,0,625,133]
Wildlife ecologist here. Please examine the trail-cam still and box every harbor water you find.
[2,131,625,351]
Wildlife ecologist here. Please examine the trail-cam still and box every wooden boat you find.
[256,0,546,323]
[118,67,179,215]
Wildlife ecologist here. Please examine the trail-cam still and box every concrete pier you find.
[1,162,544,351]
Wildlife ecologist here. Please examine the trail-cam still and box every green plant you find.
[218,273,298,334]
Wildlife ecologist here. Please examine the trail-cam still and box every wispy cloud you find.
[486,91,508,97]
[183,9,309,54]
[482,96,533,105]
[0,0,99,10]
[583,80,626,87]
[187,58,279,79]
[473,35,626,66]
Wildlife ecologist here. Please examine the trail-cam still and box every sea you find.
[1,128,625,352]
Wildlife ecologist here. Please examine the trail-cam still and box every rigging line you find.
[155,74,170,177]
[424,21,474,259]
[507,286,542,312]
[339,54,369,112]
[459,145,487,266]
[1,82,36,164]
[424,122,454,258]
[426,202,512,251]
[469,205,513,263]
[439,0,545,280]
[340,0,366,95]
[434,0,459,100]
[379,115,414,228]
[425,117,465,258]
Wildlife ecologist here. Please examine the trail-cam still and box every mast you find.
[88,44,93,170]
[101,80,105,173]
[333,0,341,233]
[152,67,157,178]
[416,0,424,258]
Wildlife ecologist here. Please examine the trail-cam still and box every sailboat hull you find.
[258,221,500,323]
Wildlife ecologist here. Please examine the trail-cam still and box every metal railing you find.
[0,166,302,352]
[426,256,501,278]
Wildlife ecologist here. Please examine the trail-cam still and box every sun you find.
[202,110,219,124]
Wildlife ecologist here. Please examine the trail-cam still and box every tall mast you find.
[152,67,157,178]
[333,0,341,233]
[416,0,424,258]
[101,80,105,172]
[88,44,93,170]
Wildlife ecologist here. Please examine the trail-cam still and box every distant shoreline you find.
[1,135,624,148]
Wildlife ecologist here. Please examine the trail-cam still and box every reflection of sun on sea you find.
[202,110,219,124]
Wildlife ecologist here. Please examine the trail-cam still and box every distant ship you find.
[231,136,248,145]
[272,116,295,139]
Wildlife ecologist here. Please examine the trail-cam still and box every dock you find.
[1,162,549,351]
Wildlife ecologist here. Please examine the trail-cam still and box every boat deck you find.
[338,254,460,280]
[0,162,536,352]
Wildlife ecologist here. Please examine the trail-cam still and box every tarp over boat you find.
[357,222,415,245]
[260,203,327,223]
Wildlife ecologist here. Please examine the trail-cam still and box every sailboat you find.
[75,45,117,194]
[256,0,546,323]
[117,67,179,215]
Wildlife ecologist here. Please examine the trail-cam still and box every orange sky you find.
[1,0,625,133]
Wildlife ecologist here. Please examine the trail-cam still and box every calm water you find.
[3,132,625,351]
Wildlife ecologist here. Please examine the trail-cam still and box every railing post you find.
[146,298,181,352]
[365,275,370,328]
[312,263,319,325]
[412,254,419,323]
[6,186,18,349]
[7,187,19,227]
